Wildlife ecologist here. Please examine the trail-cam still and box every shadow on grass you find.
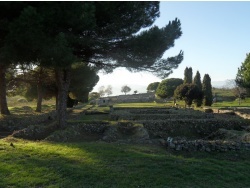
[1,140,250,187]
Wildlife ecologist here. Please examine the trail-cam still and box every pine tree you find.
[202,74,213,106]
[156,78,183,98]
[193,71,203,107]
[3,2,183,128]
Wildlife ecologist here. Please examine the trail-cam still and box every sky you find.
[93,1,250,96]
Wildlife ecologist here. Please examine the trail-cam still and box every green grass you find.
[212,88,235,97]
[2,96,250,187]
[114,102,170,108]
[7,96,56,108]
[212,98,250,108]
[0,138,250,188]
[68,114,109,123]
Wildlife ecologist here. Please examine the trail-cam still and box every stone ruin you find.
[2,105,250,153]
[96,92,156,106]
[109,107,250,152]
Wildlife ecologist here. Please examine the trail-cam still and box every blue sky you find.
[93,1,250,95]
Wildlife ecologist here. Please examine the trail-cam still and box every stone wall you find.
[0,111,57,132]
[142,119,248,139]
[97,92,156,105]
[164,138,250,152]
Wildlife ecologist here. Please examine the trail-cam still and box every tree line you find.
[0,2,184,128]
[235,53,250,102]
[95,85,140,98]
[147,67,213,107]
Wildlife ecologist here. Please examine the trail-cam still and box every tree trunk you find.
[36,82,43,112]
[36,68,44,112]
[55,91,58,110]
[0,65,10,115]
[55,68,71,128]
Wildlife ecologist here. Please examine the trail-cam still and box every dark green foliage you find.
[202,74,213,106]
[156,78,183,98]
[236,53,250,88]
[0,2,28,115]
[22,64,99,103]
[24,81,56,102]
[23,67,56,101]
[174,83,203,106]
[193,71,203,107]
[2,2,183,127]
[3,2,183,76]
[69,63,99,102]
[67,95,78,108]
[0,2,28,61]
[147,82,160,92]
[193,71,202,89]
[184,67,192,84]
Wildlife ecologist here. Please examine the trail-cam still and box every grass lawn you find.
[1,97,250,187]
[114,102,173,108]
[1,138,250,188]
[212,98,250,108]
[114,101,185,108]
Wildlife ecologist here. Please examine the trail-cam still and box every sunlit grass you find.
[1,138,250,187]
[114,102,170,108]
[212,98,250,108]
[2,96,250,187]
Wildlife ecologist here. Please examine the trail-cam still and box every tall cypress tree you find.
[202,74,213,106]
[193,71,203,107]
[184,67,192,84]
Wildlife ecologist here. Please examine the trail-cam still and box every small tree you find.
[89,92,100,101]
[202,74,213,106]
[121,85,131,95]
[193,71,203,107]
[156,78,183,98]
[184,67,193,84]
[235,54,250,98]
[98,86,106,97]
[174,83,203,106]
[147,82,160,92]
[226,79,246,105]
[105,85,113,96]
[134,90,138,94]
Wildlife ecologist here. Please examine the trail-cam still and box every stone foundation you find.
[164,138,250,152]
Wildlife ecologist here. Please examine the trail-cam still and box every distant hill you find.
[212,81,227,88]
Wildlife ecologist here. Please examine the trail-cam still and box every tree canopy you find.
[0,2,29,115]
[193,71,203,107]
[174,83,203,106]
[236,53,250,88]
[0,2,183,127]
[184,67,192,84]
[156,78,183,99]
[147,82,160,92]
[202,74,213,106]
[69,63,99,102]
[121,85,131,95]
[104,85,113,96]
